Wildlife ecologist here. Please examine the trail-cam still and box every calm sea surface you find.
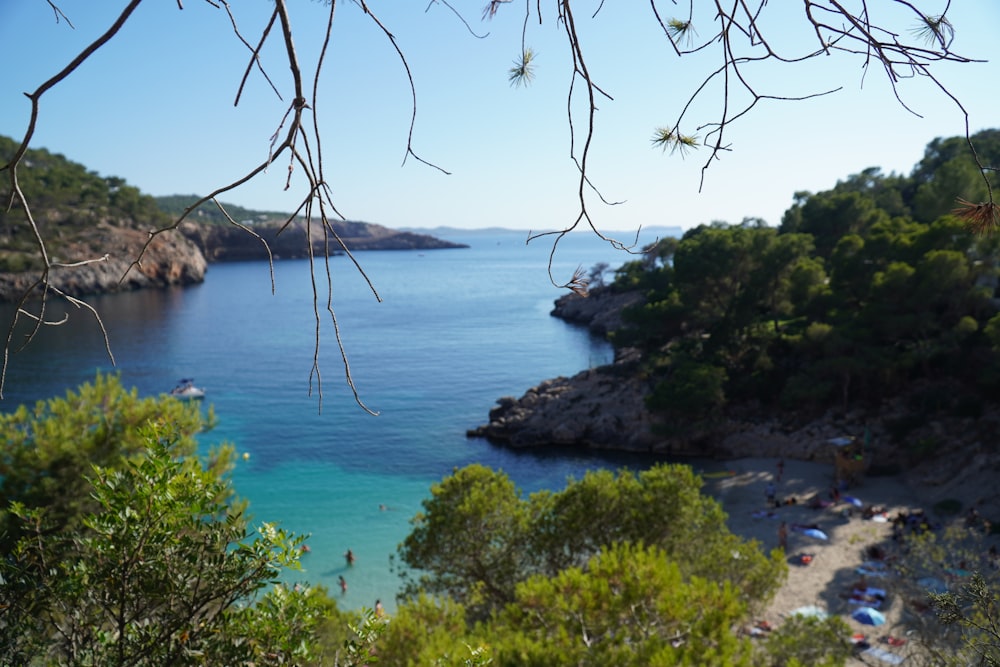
[1,229,675,610]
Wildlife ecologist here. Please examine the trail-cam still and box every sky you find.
[1,1,997,235]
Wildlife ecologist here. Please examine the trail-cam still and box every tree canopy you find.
[0,376,374,666]
[607,129,1000,450]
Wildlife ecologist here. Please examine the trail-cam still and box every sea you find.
[0,227,680,612]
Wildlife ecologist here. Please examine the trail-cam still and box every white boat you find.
[170,378,205,400]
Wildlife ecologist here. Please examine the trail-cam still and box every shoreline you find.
[700,456,997,666]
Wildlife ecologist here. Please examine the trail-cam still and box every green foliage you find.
[398,463,786,625]
[646,353,727,419]
[0,429,318,666]
[883,524,1000,665]
[492,542,753,666]
[375,595,476,667]
[0,135,171,258]
[153,194,290,226]
[608,129,1000,429]
[930,572,1000,666]
[0,372,213,553]
[758,615,853,667]
[933,498,964,515]
[397,464,532,617]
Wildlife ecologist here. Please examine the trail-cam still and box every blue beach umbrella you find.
[843,495,864,508]
[852,607,886,626]
[803,528,829,540]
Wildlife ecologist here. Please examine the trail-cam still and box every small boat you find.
[170,378,205,400]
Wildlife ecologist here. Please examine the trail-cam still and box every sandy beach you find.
[700,457,998,666]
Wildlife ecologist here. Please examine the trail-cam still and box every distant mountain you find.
[398,225,685,242]
[156,196,469,261]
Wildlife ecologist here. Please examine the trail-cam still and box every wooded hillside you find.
[607,129,1000,460]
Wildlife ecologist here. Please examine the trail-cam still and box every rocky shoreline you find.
[467,288,1000,518]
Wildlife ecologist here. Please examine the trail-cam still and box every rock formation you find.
[0,227,206,302]
[466,351,658,451]
[180,219,467,262]
[550,289,645,337]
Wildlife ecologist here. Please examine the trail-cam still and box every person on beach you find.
[375,599,384,618]
[778,521,788,551]
[338,575,347,594]
[345,548,356,566]
[777,459,784,482]
[765,482,776,507]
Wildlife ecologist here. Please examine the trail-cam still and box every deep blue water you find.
[0,229,673,610]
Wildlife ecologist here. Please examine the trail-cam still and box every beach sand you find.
[700,457,993,666]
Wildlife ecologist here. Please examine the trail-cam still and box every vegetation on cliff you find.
[0,136,464,301]
[0,136,175,275]
[600,130,1000,457]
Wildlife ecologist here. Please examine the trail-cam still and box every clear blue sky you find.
[1,1,997,234]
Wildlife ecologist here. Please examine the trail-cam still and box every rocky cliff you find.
[550,288,645,336]
[467,287,666,452]
[181,219,467,262]
[0,226,206,302]
[466,349,660,451]
[0,217,464,302]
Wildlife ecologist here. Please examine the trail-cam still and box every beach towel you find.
[848,598,883,608]
[860,646,906,664]
[857,563,890,577]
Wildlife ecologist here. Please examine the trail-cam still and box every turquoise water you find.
[0,229,671,611]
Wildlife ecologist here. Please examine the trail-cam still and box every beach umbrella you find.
[843,495,864,508]
[791,605,828,620]
[852,607,886,626]
[803,528,829,540]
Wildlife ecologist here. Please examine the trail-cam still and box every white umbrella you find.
[803,528,829,540]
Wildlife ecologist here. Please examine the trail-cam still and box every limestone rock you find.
[180,219,467,262]
[467,361,661,451]
[0,227,206,302]
[551,288,644,337]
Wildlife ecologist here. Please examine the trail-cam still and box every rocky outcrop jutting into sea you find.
[467,287,664,452]
[466,356,659,451]
[180,219,467,262]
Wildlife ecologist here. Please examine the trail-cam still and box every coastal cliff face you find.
[0,218,464,302]
[181,219,467,261]
[550,289,645,336]
[468,288,666,452]
[467,352,659,451]
[0,227,206,302]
